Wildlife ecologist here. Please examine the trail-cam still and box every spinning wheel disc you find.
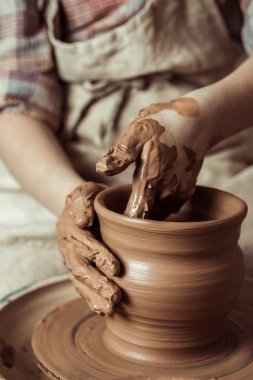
[32,280,253,380]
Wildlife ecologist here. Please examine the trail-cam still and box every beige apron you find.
[45,0,253,271]
[45,0,242,180]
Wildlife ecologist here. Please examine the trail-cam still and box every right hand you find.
[97,97,214,219]
[57,182,121,315]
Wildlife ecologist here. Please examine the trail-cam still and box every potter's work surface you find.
[35,277,253,380]
[0,275,75,380]
[0,277,253,380]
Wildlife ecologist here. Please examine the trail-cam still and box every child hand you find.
[97,97,212,219]
[57,182,121,315]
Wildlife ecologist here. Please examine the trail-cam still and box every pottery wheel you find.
[31,279,253,380]
[0,276,252,380]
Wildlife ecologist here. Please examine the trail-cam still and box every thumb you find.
[67,182,103,228]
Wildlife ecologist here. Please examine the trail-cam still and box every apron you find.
[45,0,253,271]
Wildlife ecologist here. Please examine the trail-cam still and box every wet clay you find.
[124,142,178,218]
[94,185,247,364]
[0,339,15,368]
[30,186,253,379]
[137,97,200,118]
[96,118,165,176]
[57,182,121,315]
[96,97,203,219]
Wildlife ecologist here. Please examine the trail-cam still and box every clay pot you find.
[94,185,247,365]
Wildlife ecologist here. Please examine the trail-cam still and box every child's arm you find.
[0,113,83,215]
[188,56,253,143]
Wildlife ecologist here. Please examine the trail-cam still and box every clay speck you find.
[1,343,15,368]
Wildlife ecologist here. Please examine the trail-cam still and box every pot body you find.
[94,185,247,364]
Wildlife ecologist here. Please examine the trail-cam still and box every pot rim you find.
[94,185,248,233]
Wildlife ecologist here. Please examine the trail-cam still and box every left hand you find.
[57,182,121,315]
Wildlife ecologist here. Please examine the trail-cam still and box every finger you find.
[70,274,117,316]
[66,182,103,228]
[70,228,120,276]
[124,136,161,219]
[142,143,178,220]
[58,239,121,303]
[61,227,120,277]
[96,118,165,176]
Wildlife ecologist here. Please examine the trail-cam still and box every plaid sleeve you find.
[241,0,253,54]
[0,1,63,130]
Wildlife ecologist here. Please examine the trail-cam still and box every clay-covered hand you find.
[96,97,213,219]
[57,182,121,315]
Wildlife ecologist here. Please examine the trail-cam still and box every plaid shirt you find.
[0,0,145,130]
[0,0,252,130]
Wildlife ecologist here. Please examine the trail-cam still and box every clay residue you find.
[184,158,204,197]
[97,117,175,219]
[138,97,200,118]
[168,174,178,187]
[124,137,160,218]
[96,118,165,176]
[57,182,121,316]
[183,146,197,172]
[96,98,201,220]
[0,338,15,368]
[124,142,178,219]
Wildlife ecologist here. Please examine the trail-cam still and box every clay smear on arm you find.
[138,97,200,118]
[183,146,197,172]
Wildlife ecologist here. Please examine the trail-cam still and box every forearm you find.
[189,56,253,145]
[0,114,83,215]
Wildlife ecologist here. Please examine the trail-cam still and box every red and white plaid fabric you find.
[0,0,145,129]
[0,0,252,130]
